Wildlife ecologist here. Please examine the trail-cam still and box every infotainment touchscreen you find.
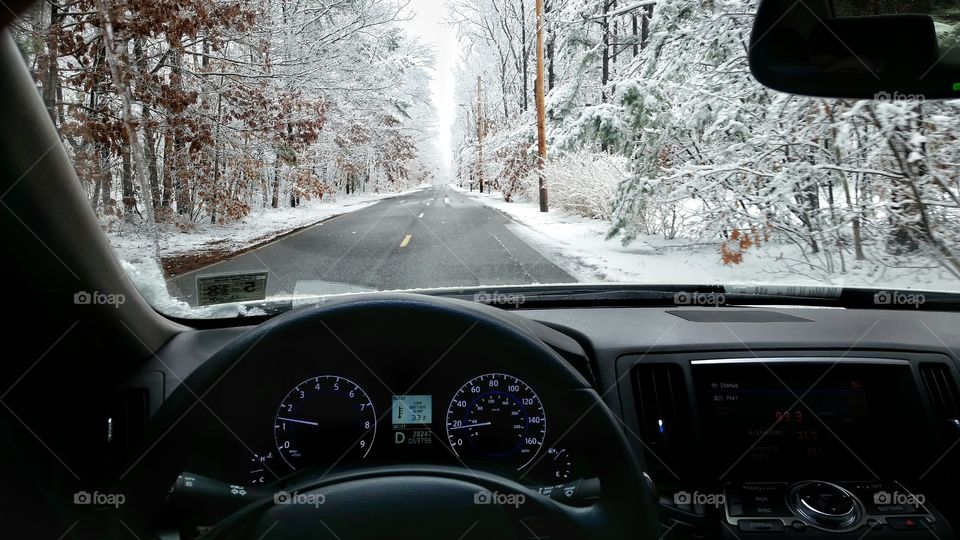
[693,361,916,480]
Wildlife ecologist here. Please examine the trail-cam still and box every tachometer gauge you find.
[445,373,546,470]
[274,375,377,469]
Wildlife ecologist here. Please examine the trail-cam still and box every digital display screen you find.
[695,364,879,479]
[392,395,432,425]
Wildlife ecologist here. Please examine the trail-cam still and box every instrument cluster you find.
[217,370,586,489]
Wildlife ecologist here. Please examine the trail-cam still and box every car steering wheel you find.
[113,294,659,539]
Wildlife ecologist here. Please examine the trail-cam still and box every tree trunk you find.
[121,148,136,219]
[611,0,618,70]
[161,133,175,210]
[272,158,281,208]
[794,184,821,254]
[86,39,112,216]
[99,142,112,212]
[641,5,652,48]
[210,73,225,223]
[143,109,161,212]
[134,37,162,212]
[520,0,529,112]
[601,0,610,103]
[162,48,184,212]
[546,0,555,91]
[90,170,101,212]
[499,57,510,120]
[166,49,192,216]
[851,213,864,260]
[476,75,485,193]
[43,0,60,126]
[838,172,865,260]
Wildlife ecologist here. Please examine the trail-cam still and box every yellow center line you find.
[400,234,412,247]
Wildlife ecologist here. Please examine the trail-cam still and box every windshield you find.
[10,0,960,317]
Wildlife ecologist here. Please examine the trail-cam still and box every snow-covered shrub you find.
[525,152,626,220]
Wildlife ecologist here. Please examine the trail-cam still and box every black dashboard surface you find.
[145,306,960,466]
[154,306,960,405]
[142,304,960,538]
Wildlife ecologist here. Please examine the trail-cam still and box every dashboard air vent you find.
[919,363,960,436]
[106,388,149,465]
[632,363,692,485]
[75,388,149,479]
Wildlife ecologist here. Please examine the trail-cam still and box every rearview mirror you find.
[749,0,960,99]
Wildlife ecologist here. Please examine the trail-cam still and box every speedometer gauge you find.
[274,375,376,469]
[445,373,546,470]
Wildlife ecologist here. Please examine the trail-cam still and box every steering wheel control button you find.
[537,484,560,497]
[788,481,863,531]
[738,519,786,533]
[537,480,582,502]
[558,481,579,500]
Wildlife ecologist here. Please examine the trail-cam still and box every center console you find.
[622,353,958,538]
[724,480,934,533]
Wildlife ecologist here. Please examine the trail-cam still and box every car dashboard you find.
[128,303,960,539]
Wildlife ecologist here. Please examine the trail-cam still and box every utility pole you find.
[476,75,485,194]
[535,0,549,212]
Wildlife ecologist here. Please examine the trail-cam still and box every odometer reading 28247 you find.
[445,373,546,470]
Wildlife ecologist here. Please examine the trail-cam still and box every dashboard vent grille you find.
[919,362,960,422]
[76,388,149,479]
[632,363,691,484]
[107,388,149,464]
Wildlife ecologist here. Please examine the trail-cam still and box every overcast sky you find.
[406,0,457,177]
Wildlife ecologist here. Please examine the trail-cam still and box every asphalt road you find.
[167,185,576,305]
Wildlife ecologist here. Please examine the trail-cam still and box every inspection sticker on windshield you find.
[196,271,268,306]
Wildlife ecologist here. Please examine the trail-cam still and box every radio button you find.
[744,496,793,517]
[737,483,793,517]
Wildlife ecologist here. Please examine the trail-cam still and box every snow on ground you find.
[108,186,428,264]
[110,186,428,318]
[449,184,959,292]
